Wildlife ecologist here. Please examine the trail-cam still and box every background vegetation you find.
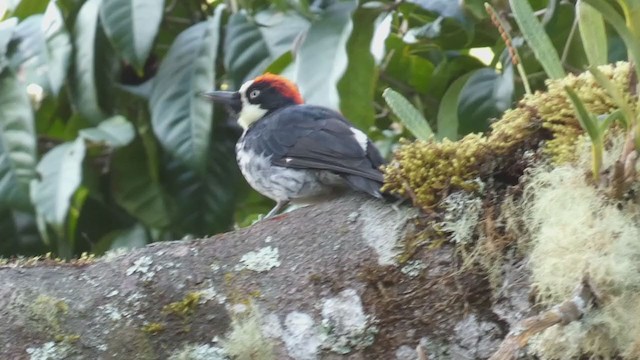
[0,0,628,258]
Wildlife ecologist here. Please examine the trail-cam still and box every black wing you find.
[247,105,385,195]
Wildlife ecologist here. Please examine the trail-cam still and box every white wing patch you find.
[350,127,369,152]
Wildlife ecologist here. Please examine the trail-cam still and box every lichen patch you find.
[282,311,321,360]
[126,256,154,279]
[360,201,416,265]
[236,246,281,272]
[320,289,377,354]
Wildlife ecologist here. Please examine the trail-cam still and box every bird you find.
[203,73,385,218]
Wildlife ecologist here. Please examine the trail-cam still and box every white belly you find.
[236,147,343,202]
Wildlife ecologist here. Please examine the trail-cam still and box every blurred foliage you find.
[0,0,628,257]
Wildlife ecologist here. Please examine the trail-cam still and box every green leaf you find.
[69,0,111,124]
[509,0,565,79]
[30,138,86,234]
[99,0,164,73]
[436,72,473,140]
[41,1,71,96]
[383,35,437,95]
[163,124,241,236]
[337,7,378,130]
[577,0,607,66]
[564,86,600,141]
[382,88,433,141]
[294,0,357,108]
[8,0,48,20]
[457,65,514,134]
[583,0,640,82]
[0,18,17,71]
[565,86,603,180]
[79,115,135,148]
[589,66,634,128]
[111,139,170,229]
[599,109,623,130]
[223,10,308,88]
[0,71,37,209]
[93,223,149,255]
[8,2,72,95]
[264,51,293,75]
[149,9,223,172]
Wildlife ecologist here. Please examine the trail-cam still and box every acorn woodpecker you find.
[204,73,385,218]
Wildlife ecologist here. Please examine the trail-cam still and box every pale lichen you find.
[235,246,281,272]
[168,344,228,360]
[320,289,377,354]
[26,341,71,360]
[221,302,275,360]
[400,260,426,278]
[126,256,154,279]
[282,311,321,360]
[516,136,640,358]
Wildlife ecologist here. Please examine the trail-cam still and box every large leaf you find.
[337,7,378,130]
[111,139,170,229]
[99,0,164,73]
[149,9,223,172]
[8,2,71,95]
[457,65,514,134]
[79,115,135,148]
[0,71,37,209]
[30,138,86,233]
[577,0,607,66]
[0,18,17,71]
[436,72,473,140]
[293,0,357,108]
[583,0,640,82]
[509,0,565,79]
[163,123,241,236]
[69,0,111,124]
[41,1,71,95]
[93,223,149,255]
[383,88,433,141]
[224,9,309,88]
[8,0,48,20]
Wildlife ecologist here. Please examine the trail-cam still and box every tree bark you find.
[0,194,532,360]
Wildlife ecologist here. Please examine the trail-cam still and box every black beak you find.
[200,90,242,112]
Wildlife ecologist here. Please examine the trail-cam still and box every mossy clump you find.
[141,322,166,334]
[163,292,201,317]
[382,134,489,208]
[29,295,69,335]
[383,62,634,209]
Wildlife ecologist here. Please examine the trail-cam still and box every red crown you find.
[254,73,303,104]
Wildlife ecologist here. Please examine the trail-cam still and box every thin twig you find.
[489,276,596,360]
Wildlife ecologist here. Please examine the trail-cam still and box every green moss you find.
[29,295,69,334]
[383,62,634,209]
[107,325,156,360]
[163,292,201,317]
[141,322,166,334]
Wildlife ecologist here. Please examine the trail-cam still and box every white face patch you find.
[237,80,268,130]
[350,127,369,152]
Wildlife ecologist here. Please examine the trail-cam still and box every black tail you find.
[344,175,384,199]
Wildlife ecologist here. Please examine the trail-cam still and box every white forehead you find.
[239,80,254,95]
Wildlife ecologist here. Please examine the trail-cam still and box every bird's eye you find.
[249,89,260,99]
